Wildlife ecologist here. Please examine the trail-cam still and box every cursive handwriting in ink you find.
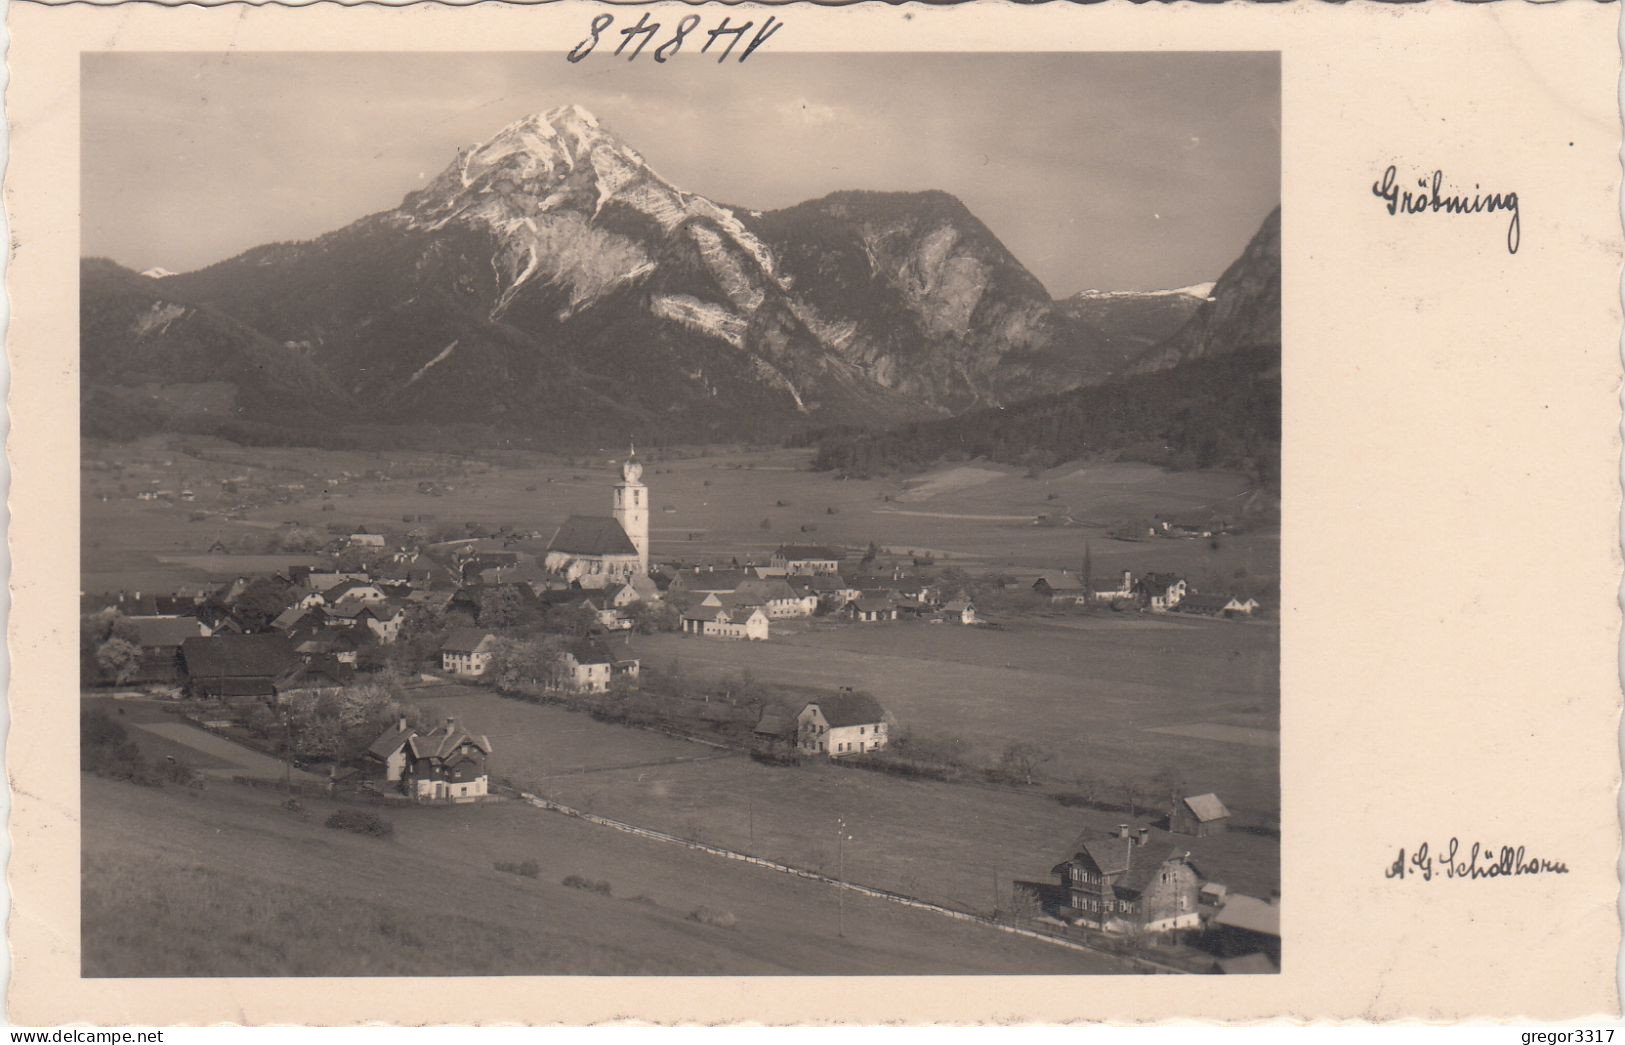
[570,14,782,64]
[1386,837,1568,881]
[1372,165,1521,255]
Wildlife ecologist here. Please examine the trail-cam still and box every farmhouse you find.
[770,544,844,575]
[1170,793,1231,836]
[1136,573,1188,611]
[1052,825,1202,934]
[681,602,770,641]
[752,708,797,751]
[403,716,493,802]
[326,598,405,643]
[1033,572,1088,604]
[179,634,299,701]
[668,567,750,598]
[543,451,649,588]
[347,531,387,548]
[844,591,899,623]
[733,577,815,619]
[796,692,889,758]
[124,616,208,683]
[790,574,860,612]
[941,599,978,625]
[555,637,641,694]
[441,629,498,677]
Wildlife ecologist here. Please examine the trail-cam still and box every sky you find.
[82,52,1279,297]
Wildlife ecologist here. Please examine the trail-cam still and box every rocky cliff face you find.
[81,106,1175,447]
[1133,207,1281,374]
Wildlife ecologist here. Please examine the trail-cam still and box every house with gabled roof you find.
[770,544,844,575]
[441,629,498,677]
[1135,572,1188,612]
[1208,894,1281,963]
[941,599,978,625]
[1033,571,1088,604]
[400,716,493,802]
[124,615,209,683]
[735,576,815,619]
[1170,793,1231,836]
[680,601,769,641]
[1052,824,1203,933]
[843,591,899,623]
[555,637,640,693]
[796,692,889,758]
[179,634,299,701]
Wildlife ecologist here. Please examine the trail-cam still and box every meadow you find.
[82,772,1126,976]
[636,613,1280,824]
[409,685,1280,917]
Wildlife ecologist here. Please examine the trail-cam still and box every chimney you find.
[1117,824,1129,839]
[1137,827,1150,847]
[444,716,456,735]
[397,715,408,733]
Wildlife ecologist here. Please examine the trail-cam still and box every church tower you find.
[612,446,649,576]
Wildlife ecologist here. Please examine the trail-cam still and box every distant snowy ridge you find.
[1073,282,1215,301]
[140,267,177,280]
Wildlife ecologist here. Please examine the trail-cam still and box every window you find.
[859,727,865,735]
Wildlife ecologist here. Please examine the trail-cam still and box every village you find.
[82,445,1280,975]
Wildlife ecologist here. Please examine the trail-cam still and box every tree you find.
[234,576,297,632]
[476,586,528,628]
[1081,539,1094,595]
[95,638,142,686]
[862,541,880,567]
[627,600,679,634]
[997,741,1055,786]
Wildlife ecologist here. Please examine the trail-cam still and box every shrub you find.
[324,810,394,839]
[495,860,541,879]
[687,906,737,929]
[562,874,612,895]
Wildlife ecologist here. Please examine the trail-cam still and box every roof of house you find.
[1212,895,1281,938]
[1215,953,1277,975]
[1035,572,1086,591]
[407,719,493,761]
[441,628,496,654]
[328,597,404,621]
[682,604,725,622]
[1141,572,1186,589]
[943,600,974,613]
[321,580,380,602]
[180,634,298,680]
[366,721,414,760]
[1181,793,1231,822]
[674,568,750,592]
[547,515,638,557]
[850,591,898,612]
[774,544,844,561]
[803,692,886,728]
[125,616,202,649]
[1064,835,1196,895]
[1178,593,1234,613]
[737,577,798,601]
[270,604,316,631]
[567,638,618,666]
[799,574,853,592]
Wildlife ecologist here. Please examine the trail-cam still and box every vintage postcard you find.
[4,0,1619,1026]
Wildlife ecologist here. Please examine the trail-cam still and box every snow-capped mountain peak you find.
[140,267,176,279]
[1072,281,1215,301]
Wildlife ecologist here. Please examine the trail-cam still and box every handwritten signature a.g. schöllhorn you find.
[1387,838,1568,882]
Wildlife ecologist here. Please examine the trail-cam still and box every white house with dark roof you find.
[440,628,498,677]
[796,692,889,757]
[681,601,770,641]
[770,544,844,575]
[403,717,493,802]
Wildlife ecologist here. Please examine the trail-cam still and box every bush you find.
[324,810,394,839]
[562,874,612,895]
[687,905,737,929]
[495,860,541,879]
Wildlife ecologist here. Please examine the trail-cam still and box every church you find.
[543,450,650,590]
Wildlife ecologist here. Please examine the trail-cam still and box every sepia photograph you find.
[78,50,1281,978]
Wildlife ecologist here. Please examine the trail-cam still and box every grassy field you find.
[82,772,1129,976]
[635,613,1279,823]
[83,438,1277,594]
[411,685,1279,916]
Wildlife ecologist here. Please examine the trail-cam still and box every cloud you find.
[776,98,840,127]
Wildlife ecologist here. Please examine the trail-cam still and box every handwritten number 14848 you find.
[569,14,783,64]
